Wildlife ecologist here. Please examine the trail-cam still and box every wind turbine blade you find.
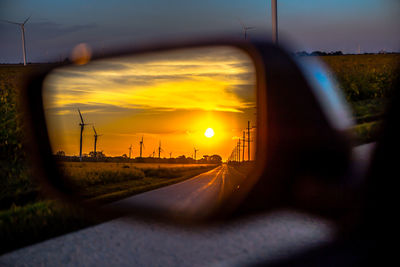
[78,109,84,123]
[237,18,245,29]
[23,15,31,25]
[0,19,21,25]
[93,126,97,135]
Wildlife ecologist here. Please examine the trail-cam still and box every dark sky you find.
[1,0,399,63]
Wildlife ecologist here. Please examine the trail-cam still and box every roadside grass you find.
[86,166,217,204]
[350,98,388,123]
[61,163,218,203]
[61,162,215,187]
[0,201,102,255]
[350,121,383,146]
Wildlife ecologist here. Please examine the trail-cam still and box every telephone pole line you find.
[247,121,251,161]
[238,139,241,162]
[242,131,245,162]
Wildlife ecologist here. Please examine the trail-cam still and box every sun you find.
[204,128,215,138]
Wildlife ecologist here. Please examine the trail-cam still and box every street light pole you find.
[271,0,278,44]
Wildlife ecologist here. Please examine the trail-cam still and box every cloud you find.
[44,46,256,114]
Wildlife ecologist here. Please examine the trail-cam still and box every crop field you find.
[0,54,399,254]
[60,162,218,202]
[320,54,399,101]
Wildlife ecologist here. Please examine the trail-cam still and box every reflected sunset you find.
[43,46,256,161]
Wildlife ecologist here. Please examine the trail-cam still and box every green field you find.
[1,54,399,254]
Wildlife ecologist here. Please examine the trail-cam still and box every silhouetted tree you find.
[89,151,106,158]
[55,150,65,157]
[210,155,222,163]
[295,51,309,56]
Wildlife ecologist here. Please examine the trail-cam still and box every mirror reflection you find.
[43,46,257,219]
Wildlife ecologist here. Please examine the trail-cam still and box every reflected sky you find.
[44,46,256,160]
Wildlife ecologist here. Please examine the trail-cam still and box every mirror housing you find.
[20,38,356,223]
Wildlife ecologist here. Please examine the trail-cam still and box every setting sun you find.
[204,128,215,138]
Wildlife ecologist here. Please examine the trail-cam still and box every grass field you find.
[60,162,217,203]
[0,54,399,254]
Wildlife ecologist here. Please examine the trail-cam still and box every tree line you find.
[54,151,222,164]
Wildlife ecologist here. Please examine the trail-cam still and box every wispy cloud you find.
[44,46,256,113]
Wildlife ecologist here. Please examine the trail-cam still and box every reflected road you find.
[108,163,248,219]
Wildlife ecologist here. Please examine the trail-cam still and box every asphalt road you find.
[107,164,247,220]
[0,144,375,266]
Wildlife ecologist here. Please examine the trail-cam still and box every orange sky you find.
[43,46,256,161]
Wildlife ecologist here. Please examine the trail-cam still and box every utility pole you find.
[247,121,251,161]
[235,146,237,162]
[238,139,241,163]
[243,131,245,163]
[271,0,278,44]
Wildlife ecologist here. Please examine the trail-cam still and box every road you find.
[107,163,247,220]
[0,144,375,266]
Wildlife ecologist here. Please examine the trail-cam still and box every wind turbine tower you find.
[194,147,199,160]
[78,109,88,162]
[158,141,164,158]
[92,126,102,156]
[0,16,31,65]
[139,136,144,158]
[128,144,132,159]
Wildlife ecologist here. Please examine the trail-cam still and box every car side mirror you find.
[20,39,357,223]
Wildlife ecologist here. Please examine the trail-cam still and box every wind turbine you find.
[194,147,199,161]
[78,109,89,162]
[92,126,102,156]
[139,136,145,158]
[128,144,133,159]
[238,19,255,40]
[158,141,164,158]
[0,16,31,65]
